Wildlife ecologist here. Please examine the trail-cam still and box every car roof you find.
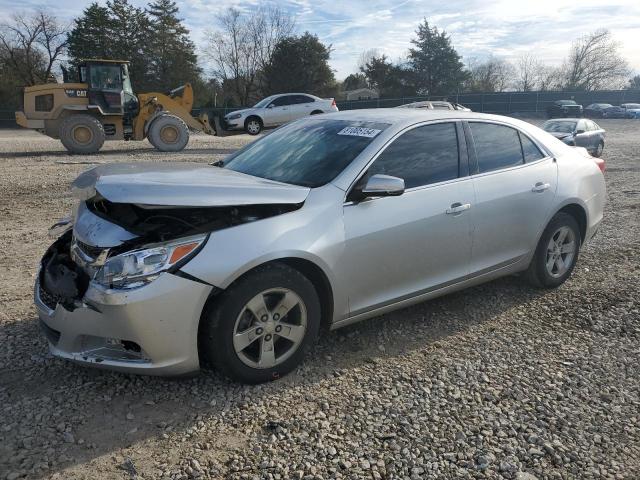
[272,92,320,98]
[544,118,581,121]
[319,108,514,127]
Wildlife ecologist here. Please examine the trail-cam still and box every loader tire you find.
[59,114,105,154]
[148,114,189,152]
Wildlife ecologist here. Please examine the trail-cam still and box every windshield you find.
[543,121,576,133]
[224,119,390,187]
[253,96,276,108]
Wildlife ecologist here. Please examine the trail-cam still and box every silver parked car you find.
[224,93,339,135]
[542,118,606,157]
[36,110,605,383]
[398,100,471,111]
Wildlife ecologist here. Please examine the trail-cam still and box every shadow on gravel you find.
[0,147,238,159]
[0,275,545,478]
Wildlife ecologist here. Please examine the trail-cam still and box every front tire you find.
[526,212,581,288]
[59,114,105,154]
[147,114,189,152]
[200,263,321,383]
[244,116,263,135]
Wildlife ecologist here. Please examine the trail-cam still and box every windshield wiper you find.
[210,159,224,167]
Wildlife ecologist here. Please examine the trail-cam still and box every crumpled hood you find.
[549,132,572,140]
[72,162,310,207]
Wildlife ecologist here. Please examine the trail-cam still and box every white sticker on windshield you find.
[337,126,382,138]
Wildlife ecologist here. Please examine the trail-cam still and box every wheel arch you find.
[244,114,263,126]
[198,256,335,336]
[310,110,324,115]
[557,203,588,242]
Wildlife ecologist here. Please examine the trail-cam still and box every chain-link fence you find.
[336,90,640,114]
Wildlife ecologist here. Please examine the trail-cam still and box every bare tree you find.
[357,49,379,72]
[538,65,565,91]
[204,7,294,105]
[466,56,515,92]
[514,54,543,91]
[563,29,630,90]
[0,11,67,86]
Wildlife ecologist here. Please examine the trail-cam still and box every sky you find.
[3,0,640,80]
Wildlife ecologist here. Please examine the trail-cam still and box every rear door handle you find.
[446,202,471,214]
[532,182,551,193]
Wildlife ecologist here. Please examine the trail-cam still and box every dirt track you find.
[0,122,639,480]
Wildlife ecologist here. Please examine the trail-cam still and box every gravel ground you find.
[0,121,638,480]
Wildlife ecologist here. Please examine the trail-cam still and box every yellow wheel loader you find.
[15,59,218,154]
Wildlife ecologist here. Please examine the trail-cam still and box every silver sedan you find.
[36,109,606,383]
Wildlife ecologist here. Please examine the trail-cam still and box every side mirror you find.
[267,104,275,109]
[358,174,405,199]
[575,129,585,134]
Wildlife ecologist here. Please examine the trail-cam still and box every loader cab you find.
[78,60,139,118]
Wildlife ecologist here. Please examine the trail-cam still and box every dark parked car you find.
[601,106,629,119]
[584,103,613,118]
[546,100,583,118]
[542,118,605,157]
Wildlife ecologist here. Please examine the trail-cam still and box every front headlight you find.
[94,234,207,289]
[226,113,242,120]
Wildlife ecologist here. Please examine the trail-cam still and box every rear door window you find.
[292,95,314,104]
[469,122,524,173]
[367,122,460,188]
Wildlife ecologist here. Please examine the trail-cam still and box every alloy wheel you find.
[545,226,576,278]
[232,288,307,369]
[247,120,261,134]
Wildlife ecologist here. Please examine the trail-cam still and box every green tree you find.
[343,73,367,91]
[67,3,111,62]
[67,0,152,90]
[408,20,467,95]
[360,55,415,97]
[107,0,152,89]
[263,32,336,96]
[146,0,201,91]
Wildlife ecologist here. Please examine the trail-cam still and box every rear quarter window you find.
[519,133,545,163]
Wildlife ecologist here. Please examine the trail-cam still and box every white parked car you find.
[224,93,339,134]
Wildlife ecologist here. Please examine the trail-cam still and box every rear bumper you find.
[35,271,213,376]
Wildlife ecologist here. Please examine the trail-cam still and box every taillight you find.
[594,157,605,173]
[331,98,336,107]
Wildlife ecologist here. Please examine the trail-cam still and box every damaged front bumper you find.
[35,234,214,376]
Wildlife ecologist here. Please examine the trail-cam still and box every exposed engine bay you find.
[87,195,301,244]
[39,196,303,309]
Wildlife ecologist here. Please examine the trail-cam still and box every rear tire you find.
[59,114,105,154]
[526,212,581,289]
[148,114,189,152]
[200,263,321,384]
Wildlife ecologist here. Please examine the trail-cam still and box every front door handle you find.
[532,182,551,193]
[446,202,471,215]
